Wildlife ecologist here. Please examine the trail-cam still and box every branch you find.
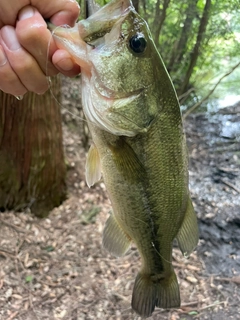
[183,61,240,119]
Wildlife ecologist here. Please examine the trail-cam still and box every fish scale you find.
[49,0,199,317]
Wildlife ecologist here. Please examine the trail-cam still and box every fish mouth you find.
[49,0,132,43]
[50,0,145,136]
[49,0,133,73]
[78,0,132,41]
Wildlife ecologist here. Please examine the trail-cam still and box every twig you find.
[217,166,240,173]
[180,300,199,308]
[214,145,239,153]
[183,61,240,119]
[178,87,196,104]
[220,179,240,194]
[173,262,201,271]
[38,280,68,289]
[109,292,129,302]
[6,311,19,320]
[199,300,226,311]
[16,238,26,253]
[215,276,240,285]
[0,219,26,233]
[0,248,15,256]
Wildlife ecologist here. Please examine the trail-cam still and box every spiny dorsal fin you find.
[85,143,101,187]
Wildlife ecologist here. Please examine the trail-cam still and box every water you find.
[218,94,240,109]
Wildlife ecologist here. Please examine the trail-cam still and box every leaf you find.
[188,311,198,315]
[44,245,55,252]
[25,275,33,283]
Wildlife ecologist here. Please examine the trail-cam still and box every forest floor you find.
[0,77,239,320]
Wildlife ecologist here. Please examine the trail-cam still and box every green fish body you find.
[50,0,199,317]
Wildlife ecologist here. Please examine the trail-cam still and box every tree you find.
[152,0,171,44]
[132,0,140,12]
[0,77,67,217]
[178,0,212,96]
[167,0,198,74]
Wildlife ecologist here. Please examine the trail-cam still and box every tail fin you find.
[131,271,180,317]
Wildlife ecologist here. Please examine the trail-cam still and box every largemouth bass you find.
[50,0,199,317]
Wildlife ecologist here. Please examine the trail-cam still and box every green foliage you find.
[76,0,239,107]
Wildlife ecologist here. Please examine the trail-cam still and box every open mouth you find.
[77,0,132,41]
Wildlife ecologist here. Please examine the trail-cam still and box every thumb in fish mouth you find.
[48,0,134,72]
[48,22,91,72]
[48,0,133,43]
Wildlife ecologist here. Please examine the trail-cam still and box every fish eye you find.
[129,34,147,54]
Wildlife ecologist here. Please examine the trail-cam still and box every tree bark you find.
[140,0,147,17]
[179,0,212,96]
[132,0,140,12]
[0,77,66,217]
[152,0,171,45]
[167,0,198,73]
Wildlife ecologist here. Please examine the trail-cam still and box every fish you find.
[49,0,199,317]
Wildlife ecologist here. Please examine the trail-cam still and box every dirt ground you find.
[0,77,239,320]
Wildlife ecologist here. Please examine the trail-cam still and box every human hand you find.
[0,0,81,96]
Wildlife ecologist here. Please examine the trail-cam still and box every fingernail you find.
[1,26,21,51]
[56,58,74,71]
[14,95,24,100]
[0,45,7,66]
[18,6,35,21]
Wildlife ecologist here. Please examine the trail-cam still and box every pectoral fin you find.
[102,213,131,257]
[85,143,101,187]
[109,137,145,181]
[176,197,199,257]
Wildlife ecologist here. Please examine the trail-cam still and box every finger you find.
[0,1,29,27]
[52,49,80,77]
[16,6,59,77]
[0,0,80,28]
[31,0,80,26]
[1,26,49,94]
[0,44,27,95]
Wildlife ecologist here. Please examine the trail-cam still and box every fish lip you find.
[93,74,145,100]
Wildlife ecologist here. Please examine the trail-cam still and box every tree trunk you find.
[178,0,211,96]
[132,0,140,12]
[152,0,171,45]
[0,77,66,217]
[167,0,198,73]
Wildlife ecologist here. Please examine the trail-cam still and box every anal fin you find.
[176,197,199,257]
[85,143,101,187]
[102,213,131,257]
